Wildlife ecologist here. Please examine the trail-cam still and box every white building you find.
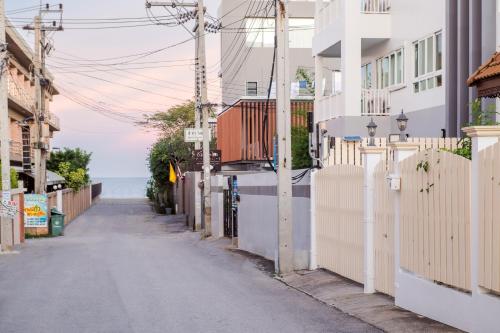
[313,0,500,139]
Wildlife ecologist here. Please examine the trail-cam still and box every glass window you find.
[396,50,403,83]
[246,82,258,96]
[375,48,403,88]
[413,31,443,93]
[418,40,425,77]
[361,63,372,89]
[390,53,396,86]
[436,32,442,70]
[426,36,434,73]
[382,57,389,88]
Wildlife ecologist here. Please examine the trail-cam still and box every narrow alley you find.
[0,200,379,333]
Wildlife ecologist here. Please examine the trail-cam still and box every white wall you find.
[237,171,311,269]
[210,175,224,238]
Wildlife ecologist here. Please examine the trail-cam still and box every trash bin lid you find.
[51,208,64,216]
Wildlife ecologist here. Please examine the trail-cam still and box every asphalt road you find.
[0,199,380,333]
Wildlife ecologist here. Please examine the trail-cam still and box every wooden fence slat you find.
[399,150,470,291]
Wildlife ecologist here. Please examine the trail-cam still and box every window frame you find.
[413,31,443,93]
[376,47,405,89]
[246,81,258,96]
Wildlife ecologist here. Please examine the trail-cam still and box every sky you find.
[5,0,222,178]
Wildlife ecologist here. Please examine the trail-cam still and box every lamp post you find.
[367,118,377,146]
[396,110,408,142]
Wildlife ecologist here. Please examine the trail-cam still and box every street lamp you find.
[396,110,408,142]
[366,118,377,146]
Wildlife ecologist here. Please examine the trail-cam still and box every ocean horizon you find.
[92,177,149,199]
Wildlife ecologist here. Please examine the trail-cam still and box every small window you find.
[246,82,258,96]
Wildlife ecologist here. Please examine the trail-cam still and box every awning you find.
[47,170,66,185]
[468,52,500,98]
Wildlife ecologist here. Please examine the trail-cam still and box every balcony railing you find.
[316,0,340,33]
[361,0,391,13]
[316,93,344,123]
[7,75,34,112]
[361,89,390,115]
[316,0,391,33]
[47,112,61,130]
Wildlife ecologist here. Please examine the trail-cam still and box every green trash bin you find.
[50,208,65,237]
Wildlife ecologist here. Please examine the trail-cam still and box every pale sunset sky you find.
[6,0,222,178]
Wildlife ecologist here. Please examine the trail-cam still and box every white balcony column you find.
[360,146,385,294]
[314,55,325,122]
[341,0,362,117]
[388,142,420,296]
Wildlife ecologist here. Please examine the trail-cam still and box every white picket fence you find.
[312,127,500,332]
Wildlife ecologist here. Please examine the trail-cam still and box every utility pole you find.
[197,0,211,238]
[0,0,13,251]
[33,15,43,194]
[146,0,211,236]
[25,4,63,194]
[276,0,293,274]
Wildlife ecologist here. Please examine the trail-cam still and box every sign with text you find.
[0,200,17,218]
[184,128,212,143]
[24,194,48,227]
[192,149,222,172]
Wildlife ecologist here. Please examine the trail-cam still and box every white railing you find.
[361,89,390,115]
[47,112,61,130]
[316,0,341,33]
[316,93,344,122]
[7,75,34,112]
[360,0,391,13]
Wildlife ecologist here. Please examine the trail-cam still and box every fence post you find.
[463,126,500,295]
[389,142,419,296]
[56,190,63,213]
[309,169,318,270]
[360,147,385,293]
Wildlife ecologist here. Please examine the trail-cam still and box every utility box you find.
[50,208,65,237]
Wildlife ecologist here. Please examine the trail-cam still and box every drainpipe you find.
[469,0,482,109]
[445,0,458,137]
[457,0,470,134]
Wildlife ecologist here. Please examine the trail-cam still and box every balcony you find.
[316,88,390,122]
[47,112,61,131]
[7,75,34,114]
[316,93,344,123]
[314,0,392,56]
[361,89,390,116]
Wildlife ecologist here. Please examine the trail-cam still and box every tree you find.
[47,148,92,190]
[47,148,92,183]
[295,67,315,95]
[144,101,195,137]
[146,101,198,212]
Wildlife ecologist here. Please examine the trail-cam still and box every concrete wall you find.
[236,170,311,270]
[210,175,224,238]
[219,0,315,106]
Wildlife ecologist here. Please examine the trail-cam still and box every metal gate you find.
[223,176,238,238]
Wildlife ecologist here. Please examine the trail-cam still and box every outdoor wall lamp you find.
[367,118,377,146]
[397,110,408,142]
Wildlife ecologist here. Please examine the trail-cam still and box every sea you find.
[92,177,149,199]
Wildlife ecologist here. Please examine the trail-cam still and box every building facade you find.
[313,0,499,139]
[6,21,60,190]
[219,0,316,106]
